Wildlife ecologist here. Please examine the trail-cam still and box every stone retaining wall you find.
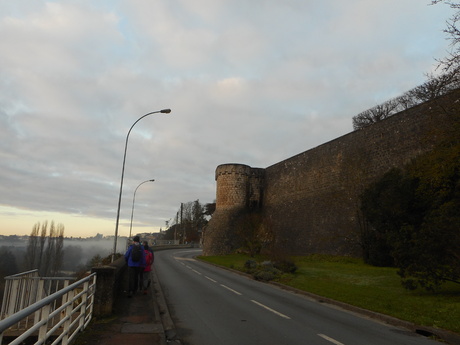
[203,89,460,256]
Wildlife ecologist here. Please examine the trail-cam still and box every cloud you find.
[0,0,453,237]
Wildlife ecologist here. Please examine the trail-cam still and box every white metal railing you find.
[1,270,77,322]
[0,273,96,345]
[1,270,40,320]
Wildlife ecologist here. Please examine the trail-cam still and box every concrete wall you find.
[203,89,460,257]
[92,257,126,317]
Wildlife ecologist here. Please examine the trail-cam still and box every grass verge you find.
[198,254,460,334]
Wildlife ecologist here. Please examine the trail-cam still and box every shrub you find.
[244,260,258,273]
[254,270,277,282]
[274,259,297,273]
[252,261,282,282]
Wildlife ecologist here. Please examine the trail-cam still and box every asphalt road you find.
[154,248,443,345]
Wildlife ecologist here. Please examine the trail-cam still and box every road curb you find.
[152,267,179,344]
[269,280,460,345]
[197,258,460,345]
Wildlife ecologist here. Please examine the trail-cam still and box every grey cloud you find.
[0,0,453,236]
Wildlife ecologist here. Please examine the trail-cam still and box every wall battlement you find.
[215,164,265,210]
[203,89,460,256]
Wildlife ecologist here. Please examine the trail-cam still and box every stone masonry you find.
[203,89,460,257]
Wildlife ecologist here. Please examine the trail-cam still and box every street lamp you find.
[129,179,155,241]
[112,108,171,262]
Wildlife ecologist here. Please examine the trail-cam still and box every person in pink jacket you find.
[142,241,154,294]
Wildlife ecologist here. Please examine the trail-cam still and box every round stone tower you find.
[203,163,265,255]
[215,163,252,210]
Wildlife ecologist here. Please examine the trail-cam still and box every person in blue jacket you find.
[124,235,146,297]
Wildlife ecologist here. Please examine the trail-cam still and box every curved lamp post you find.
[112,108,171,262]
[129,179,155,241]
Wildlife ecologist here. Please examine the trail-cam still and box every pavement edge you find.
[152,267,180,344]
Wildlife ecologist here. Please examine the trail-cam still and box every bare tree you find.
[432,1,460,72]
[352,2,460,130]
[411,71,460,101]
[52,224,65,276]
[352,98,400,130]
[171,200,208,243]
[352,72,460,130]
[42,222,56,276]
[37,221,48,272]
[24,221,65,276]
[24,223,39,270]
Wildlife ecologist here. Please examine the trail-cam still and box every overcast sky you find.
[0,1,452,241]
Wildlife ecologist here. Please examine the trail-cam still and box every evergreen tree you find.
[360,135,460,290]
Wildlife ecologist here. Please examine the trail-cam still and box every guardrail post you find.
[61,289,74,345]
[38,304,50,343]
[1,279,11,318]
[79,280,89,330]
[7,279,19,317]
[34,279,45,325]
[84,274,96,328]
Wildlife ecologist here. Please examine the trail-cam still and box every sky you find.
[0,1,453,242]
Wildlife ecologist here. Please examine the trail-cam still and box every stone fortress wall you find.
[203,89,460,257]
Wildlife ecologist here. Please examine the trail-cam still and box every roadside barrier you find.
[0,273,96,345]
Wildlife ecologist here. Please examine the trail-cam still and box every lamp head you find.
[160,109,171,114]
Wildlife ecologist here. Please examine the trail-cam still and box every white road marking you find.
[318,334,345,345]
[173,257,196,261]
[251,300,291,319]
[175,250,201,254]
[192,269,202,275]
[220,284,242,295]
[205,276,217,283]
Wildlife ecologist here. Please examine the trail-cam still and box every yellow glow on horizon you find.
[0,206,157,238]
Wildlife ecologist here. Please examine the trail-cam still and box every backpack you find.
[145,250,153,266]
[131,244,142,262]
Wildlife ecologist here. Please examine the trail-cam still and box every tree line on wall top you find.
[353,1,460,130]
[352,71,460,130]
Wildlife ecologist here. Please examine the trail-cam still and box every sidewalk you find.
[73,268,177,345]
